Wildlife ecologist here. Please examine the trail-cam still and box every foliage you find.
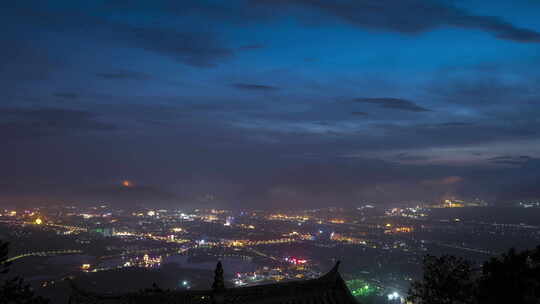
[0,240,49,304]
[0,241,11,275]
[477,246,540,304]
[408,255,476,304]
[409,247,540,304]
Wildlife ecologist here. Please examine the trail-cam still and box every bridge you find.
[3,249,83,263]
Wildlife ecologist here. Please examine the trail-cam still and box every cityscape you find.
[2,196,540,303]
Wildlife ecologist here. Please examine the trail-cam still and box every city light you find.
[1,203,525,302]
[122,180,133,187]
[285,257,307,265]
[387,292,400,301]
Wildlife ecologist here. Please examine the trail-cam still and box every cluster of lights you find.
[121,254,162,269]
[267,214,310,222]
[180,280,191,289]
[346,279,381,298]
[350,284,373,297]
[386,206,430,219]
[201,215,218,222]
[284,257,307,265]
[330,233,366,244]
[385,226,414,234]
[283,231,314,240]
[387,292,401,302]
[329,219,345,224]
[122,180,133,187]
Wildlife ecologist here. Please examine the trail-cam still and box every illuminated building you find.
[93,227,115,237]
[444,199,464,208]
[224,216,234,226]
[430,198,486,208]
[385,226,414,234]
[202,215,218,222]
[120,254,163,268]
[330,233,367,245]
[284,257,308,265]
[267,214,310,222]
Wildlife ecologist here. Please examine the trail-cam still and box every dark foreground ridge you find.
[69,261,358,304]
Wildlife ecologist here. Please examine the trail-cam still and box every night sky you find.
[2,0,540,208]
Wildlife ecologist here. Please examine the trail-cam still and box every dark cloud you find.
[126,27,233,67]
[437,122,474,127]
[239,44,265,50]
[430,76,537,106]
[416,122,475,129]
[252,0,540,43]
[1,4,233,68]
[396,153,431,162]
[0,35,60,91]
[427,75,540,130]
[233,83,279,91]
[351,111,369,116]
[96,70,151,80]
[53,92,80,99]
[1,1,539,207]
[0,108,115,141]
[488,155,534,166]
[353,97,431,112]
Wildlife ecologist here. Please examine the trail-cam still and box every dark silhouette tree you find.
[0,241,10,275]
[477,246,540,304]
[0,240,49,304]
[407,255,476,304]
[409,247,540,304]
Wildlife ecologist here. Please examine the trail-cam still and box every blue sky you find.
[1,0,540,208]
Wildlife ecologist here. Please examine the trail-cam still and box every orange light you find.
[122,180,133,187]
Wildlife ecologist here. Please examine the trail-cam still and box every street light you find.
[387,292,400,301]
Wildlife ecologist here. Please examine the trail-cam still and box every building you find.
[69,261,358,304]
[93,227,115,237]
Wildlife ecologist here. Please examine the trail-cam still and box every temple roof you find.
[69,261,358,304]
